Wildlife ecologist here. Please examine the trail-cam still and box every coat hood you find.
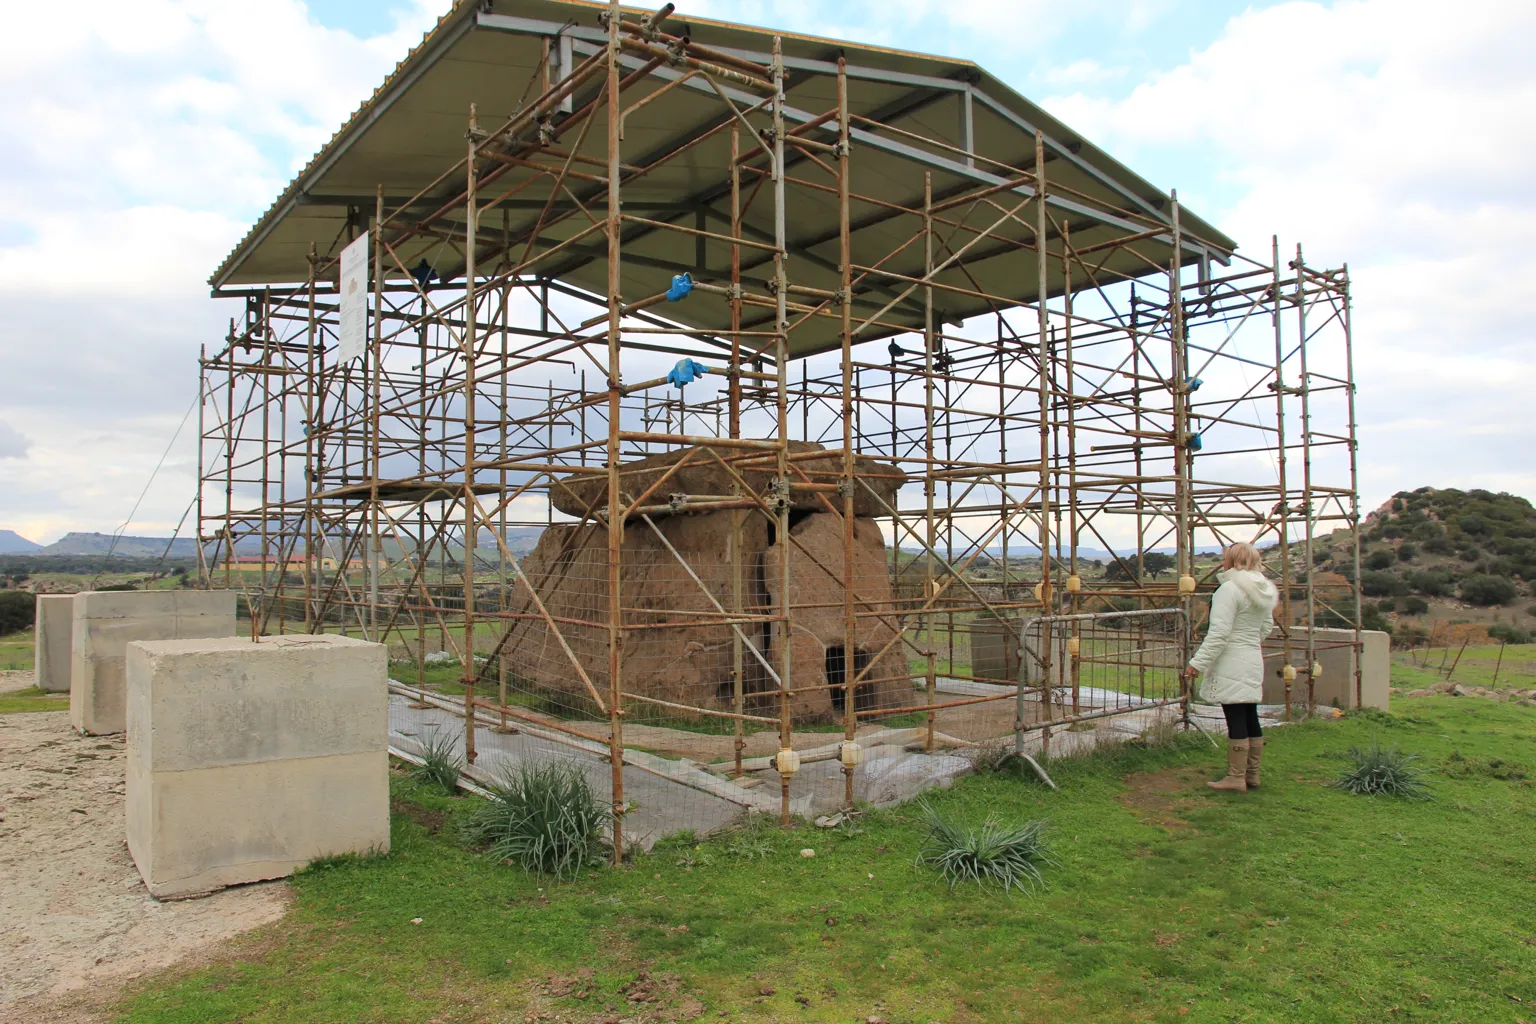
[1219,568,1278,609]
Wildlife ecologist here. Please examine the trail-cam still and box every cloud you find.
[1040,0,1536,508]
[1,0,1531,546]
[0,1,445,542]
[0,420,31,460]
[1038,59,1127,88]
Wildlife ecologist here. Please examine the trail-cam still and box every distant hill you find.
[35,532,201,558]
[0,530,41,553]
[19,526,548,562]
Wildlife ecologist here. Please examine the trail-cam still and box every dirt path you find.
[0,710,291,1021]
[0,670,32,695]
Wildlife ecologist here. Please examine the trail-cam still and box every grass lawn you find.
[1392,642,1536,692]
[0,627,35,672]
[0,686,67,714]
[111,692,1536,1024]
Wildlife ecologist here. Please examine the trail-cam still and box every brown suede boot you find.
[1207,739,1250,792]
[1245,737,1265,789]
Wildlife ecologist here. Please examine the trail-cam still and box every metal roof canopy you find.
[212,0,1238,359]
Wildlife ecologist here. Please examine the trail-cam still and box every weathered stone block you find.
[550,442,907,519]
[763,513,914,719]
[34,594,73,693]
[125,634,389,899]
[71,590,236,735]
[498,509,912,723]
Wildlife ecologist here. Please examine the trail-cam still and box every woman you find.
[1183,542,1278,793]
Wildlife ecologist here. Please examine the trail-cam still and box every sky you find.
[0,0,1533,544]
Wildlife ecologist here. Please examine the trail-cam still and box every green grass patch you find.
[0,685,68,714]
[0,628,35,672]
[1393,642,1536,690]
[114,696,1536,1024]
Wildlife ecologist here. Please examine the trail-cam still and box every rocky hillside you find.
[1315,487,1536,641]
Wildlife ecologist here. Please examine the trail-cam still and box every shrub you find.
[1332,742,1433,800]
[1361,570,1405,597]
[0,591,33,635]
[1365,550,1394,571]
[1461,574,1517,606]
[1404,568,1454,597]
[1397,543,1418,562]
[1373,597,1395,613]
[462,761,610,880]
[1458,514,1489,536]
[1360,606,1393,633]
[409,729,464,797]
[1423,536,1454,555]
[1488,622,1531,645]
[914,805,1055,894]
[1482,556,1514,577]
[1398,595,1429,615]
[1413,521,1443,542]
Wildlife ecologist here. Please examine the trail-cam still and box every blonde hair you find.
[1223,542,1264,572]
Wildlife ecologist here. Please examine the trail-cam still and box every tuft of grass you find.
[409,729,464,797]
[1135,715,1180,749]
[1332,740,1434,800]
[1345,706,1406,728]
[716,817,776,861]
[461,760,610,881]
[914,804,1055,894]
[674,847,716,870]
[963,738,1045,782]
[1440,749,1528,782]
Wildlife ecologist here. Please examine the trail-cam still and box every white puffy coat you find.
[1188,569,1279,705]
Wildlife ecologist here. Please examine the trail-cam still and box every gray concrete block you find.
[126,633,390,899]
[34,595,73,693]
[1262,626,1390,710]
[70,590,236,735]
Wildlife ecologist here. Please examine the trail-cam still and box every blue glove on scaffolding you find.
[666,273,694,301]
[668,358,710,388]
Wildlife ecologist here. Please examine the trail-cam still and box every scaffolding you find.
[198,0,1360,856]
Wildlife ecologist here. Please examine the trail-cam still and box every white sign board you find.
[337,233,369,363]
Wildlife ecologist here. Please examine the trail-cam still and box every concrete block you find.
[971,617,1070,687]
[1262,627,1390,710]
[70,590,236,735]
[34,595,74,692]
[126,633,389,899]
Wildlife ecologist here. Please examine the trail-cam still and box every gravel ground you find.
[0,708,290,1022]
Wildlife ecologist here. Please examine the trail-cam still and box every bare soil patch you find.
[0,710,290,1021]
[0,670,31,695]
[1118,766,1206,831]
[391,796,447,835]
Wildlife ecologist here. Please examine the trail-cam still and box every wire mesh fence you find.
[378,545,1195,847]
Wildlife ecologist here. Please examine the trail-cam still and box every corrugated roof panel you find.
[212,0,1237,358]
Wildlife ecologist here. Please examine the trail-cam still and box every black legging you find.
[1221,703,1263,740]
